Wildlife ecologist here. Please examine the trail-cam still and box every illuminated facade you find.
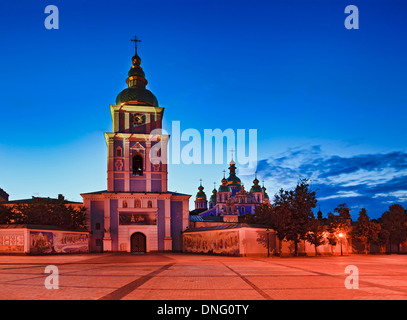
[191,160,270,224]
[81,46,190,253]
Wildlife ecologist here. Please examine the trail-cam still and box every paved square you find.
[0,253,406,300]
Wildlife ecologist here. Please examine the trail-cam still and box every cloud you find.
[256,146,407,219]
[318,191,363,201]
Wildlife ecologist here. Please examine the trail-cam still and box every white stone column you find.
[83,198,92,232]
[124,137,130,192]
[161,137,169,193]
[103,197,112,251]
[163,197,172,251]
[182,199,189,231]
[113,108,120,133]
[107,136,115,192]
[146,140,152,192]
[124,112,129,131]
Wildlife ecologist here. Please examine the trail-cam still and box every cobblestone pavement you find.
[0,253,406,300]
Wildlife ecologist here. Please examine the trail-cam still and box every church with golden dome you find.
[184,159,275,256]
[191,158,270,220]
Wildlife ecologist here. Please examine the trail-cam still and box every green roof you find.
[218,185,231,192]
[250,186,263,193]
[116,87,159,107]
[227,174,241,186]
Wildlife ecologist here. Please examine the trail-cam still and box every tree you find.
[326,212,340,247]
[241,201,288,254]
[375,224,390,254]
[352,208,379,254]
[241,203,273,225]
[0,205,12,224]
[270,189,292,254]
[273,179,317,256]
[242,179,317,256]
[326,209,350,254]
[306,217,326,256]
[3,198,87,230]
[334,203,351,221]
[381,204,407,253]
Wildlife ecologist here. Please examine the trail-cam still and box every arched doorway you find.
[130,232,146,253]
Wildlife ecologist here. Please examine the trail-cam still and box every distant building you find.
[191,160,270,224]
[184,162,273,256]
[0,188,9,202]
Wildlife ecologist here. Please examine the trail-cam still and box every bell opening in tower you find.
[132,154,143,176]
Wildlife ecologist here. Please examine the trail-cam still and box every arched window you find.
[135,199,141,208]
[116,147,122,157]
[123,200,127,208]
[147,201,153,208]
[132,154,143,176]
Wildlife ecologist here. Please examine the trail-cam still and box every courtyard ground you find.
[0,252,406,300]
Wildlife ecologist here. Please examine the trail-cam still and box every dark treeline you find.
[0,197,87,231]
[241,178,407,255]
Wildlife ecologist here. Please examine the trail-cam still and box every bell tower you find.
[81,38,191,254]
[105,38,168,193]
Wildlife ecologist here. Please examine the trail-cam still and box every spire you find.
[317,205,323,220]
[226,155,241,187]
[195,179,208,210]
[253,171,259,184]
[230,148,235,165]
[250,171,262,193]
[115,36,159,107]
[195,179,207,201]
[218,173,231,193]
[262,181,269,201]
[209,182,217,204]
[127,37,147,90]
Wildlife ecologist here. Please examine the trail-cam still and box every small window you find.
[147,201,153,208]
[123,200,128,208]
[95,223,101,230]
[116,147,122,157]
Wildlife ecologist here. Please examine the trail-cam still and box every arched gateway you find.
[130,232,146,253]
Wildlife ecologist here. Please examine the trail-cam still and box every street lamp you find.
[338,233,344,256]
[266,228,270,257]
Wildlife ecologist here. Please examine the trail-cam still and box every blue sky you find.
[0,0,406,219]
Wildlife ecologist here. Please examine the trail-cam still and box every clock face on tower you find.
[132,113,145,127]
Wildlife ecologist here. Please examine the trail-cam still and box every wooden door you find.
[130,232,146,253]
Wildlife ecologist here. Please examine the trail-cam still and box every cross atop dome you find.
[130,35,142,54]
[229,148,235,165]
[115,36,159,107]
